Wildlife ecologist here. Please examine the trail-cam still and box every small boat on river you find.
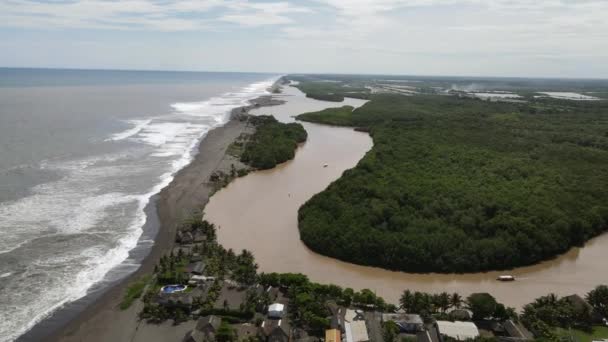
[497,275,515,282]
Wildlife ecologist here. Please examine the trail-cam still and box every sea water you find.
[0,68,278,341]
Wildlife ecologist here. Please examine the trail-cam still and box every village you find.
[125,216,608,342]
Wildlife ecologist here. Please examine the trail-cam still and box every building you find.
[262,319,290,342]
[177,230,194,244]
[326,329,341,342]
[565,294,605,323]
[436,321,480,341]
[268,303,285,318]
[502,320,534,341]
[345,320,369,342]
[187,261,206,275]
[184,315,222,342]
[382,313,424,333]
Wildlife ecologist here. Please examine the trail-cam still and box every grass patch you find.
[555,326,608,342]
[120,275,151,310]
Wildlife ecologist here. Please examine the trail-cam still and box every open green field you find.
[555,326,608,342]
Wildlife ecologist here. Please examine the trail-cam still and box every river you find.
[204,85,608,309]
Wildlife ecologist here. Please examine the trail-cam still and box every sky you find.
[0,0,607,78]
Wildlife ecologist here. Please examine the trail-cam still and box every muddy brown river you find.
[204,86,608,309]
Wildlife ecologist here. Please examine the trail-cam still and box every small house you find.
[436,321,480,341]
[193,231,206,243]
[178,231,194,244]
[383,313,424,333]
[185,315,222,342]
[262,319,290,342]
[187,261,206,275]
[268,303,285,318]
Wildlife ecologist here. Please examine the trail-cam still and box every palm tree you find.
[450,293,463,309]
[400,290,414,312]
[438,292,451,313]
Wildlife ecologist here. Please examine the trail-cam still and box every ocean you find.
[0,68,279,341]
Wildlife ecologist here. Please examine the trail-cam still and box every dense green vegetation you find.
[297,106,356,126]
[587,285,608,318]
[240,115,307,169]
[290,78,371,102]
[522,293,595,338]
[297,88,608,272]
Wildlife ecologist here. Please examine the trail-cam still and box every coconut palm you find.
[450,293,463,309]
[400,290,414,312]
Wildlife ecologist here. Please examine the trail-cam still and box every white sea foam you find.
[0,75,280,342]
[105,119,152,141]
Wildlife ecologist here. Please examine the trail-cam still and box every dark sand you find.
[27,96,283,342]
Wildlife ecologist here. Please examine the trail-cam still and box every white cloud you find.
[220,1,312,27]
[0,0,606,77]
[0,0,311,31]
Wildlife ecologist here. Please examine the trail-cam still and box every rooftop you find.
[347,320,369,342]
[436,321,480,341]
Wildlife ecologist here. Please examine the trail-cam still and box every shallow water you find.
[205,85,608,309]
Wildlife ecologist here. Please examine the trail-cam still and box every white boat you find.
[497,275,515,282]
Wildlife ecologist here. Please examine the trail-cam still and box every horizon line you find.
[2,66,608,82]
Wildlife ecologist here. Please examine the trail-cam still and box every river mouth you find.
[204,85,608,309]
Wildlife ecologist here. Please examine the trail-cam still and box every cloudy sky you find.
[1,0,607,78]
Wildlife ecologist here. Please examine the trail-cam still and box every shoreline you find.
[18,93,284,342]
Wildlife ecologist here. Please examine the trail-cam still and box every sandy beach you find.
[16,95,283,342]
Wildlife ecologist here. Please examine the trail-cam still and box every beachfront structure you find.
[326,329,341,342]
[436,321,480,341]
[268,303,285,318]
[382,313,424,333]
[185,315,222,342]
